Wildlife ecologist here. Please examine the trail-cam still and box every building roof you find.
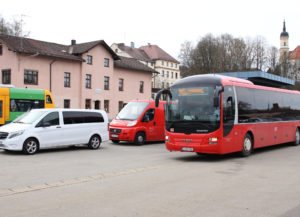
[280,20,289,38]
[0,34,119,61]
[289,46,300,60]
[139,44,180,63]
[116,43,151,62]
[72,40,119,60]
[219,71,295,87]
[114,56,158,74]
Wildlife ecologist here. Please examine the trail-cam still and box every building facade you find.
[111,43,181,92]
[0,35,154,119]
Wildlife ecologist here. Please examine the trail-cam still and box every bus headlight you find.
[127,121,137,127]
[8,130,24,139]
[209,137,218,144]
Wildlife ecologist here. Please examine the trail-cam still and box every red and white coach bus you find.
[155,74,300,157]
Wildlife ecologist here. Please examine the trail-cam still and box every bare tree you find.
[0,14,30,37]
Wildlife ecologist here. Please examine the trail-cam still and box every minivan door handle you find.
[56,126,61,128]
[153,122,156,126]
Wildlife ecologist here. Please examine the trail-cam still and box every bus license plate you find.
[111,134,118,138]
[182,147,194,152]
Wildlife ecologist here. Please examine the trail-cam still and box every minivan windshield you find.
[13,110,48,124]
[116,102,149,121]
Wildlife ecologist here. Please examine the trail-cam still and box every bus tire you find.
[294,128,300,146]
[22,138,39,155]
[88,135,101,149]
[134,132,145,145]
[241,133,253,157]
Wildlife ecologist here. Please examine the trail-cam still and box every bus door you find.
[0,96,5,125]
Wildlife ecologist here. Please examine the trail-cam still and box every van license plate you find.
[182,147,194,152]
[111,134,118,138]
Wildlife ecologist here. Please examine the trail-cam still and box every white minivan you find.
[0,108,109,154]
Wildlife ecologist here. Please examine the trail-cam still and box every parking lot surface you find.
[1,141,300,217]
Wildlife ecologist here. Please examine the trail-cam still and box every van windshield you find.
[116,102,149,121]
[13,110,48,124]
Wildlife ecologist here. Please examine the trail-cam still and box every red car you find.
[109,100,165,145]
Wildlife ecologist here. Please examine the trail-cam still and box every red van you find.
[109,100,165,145]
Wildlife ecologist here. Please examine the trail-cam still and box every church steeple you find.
[280,20,289,37]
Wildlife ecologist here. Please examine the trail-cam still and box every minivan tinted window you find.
[36,112,59,127]
[63,111,104,125]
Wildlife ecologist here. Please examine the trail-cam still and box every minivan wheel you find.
[134,132,145,145]
[241,133,253,157]
[23,138,39,155]
[88,135,101,149]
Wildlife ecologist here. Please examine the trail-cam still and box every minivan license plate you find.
[111,134,118,138]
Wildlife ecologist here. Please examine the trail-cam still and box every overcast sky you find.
[1,0,300,59]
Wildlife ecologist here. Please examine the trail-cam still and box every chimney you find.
[130,42,135,48]
[71,39,76,45]
[148,43,151,47]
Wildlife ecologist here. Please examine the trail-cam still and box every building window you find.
[162,70,164,77]
[166,71,169,78]
[167,62,169,67]
[162,82,165,88]
[87,55,93,65]
[118,101,124,112]
[104,58,110,67]
[166,83,169,88]
[119,78,124,91]
[171,63,173,67]
[64,72,71,87]
[139,81,144,93]
[94,100,100,109]
[284,42,286,46]
[2,69,11,84]
[175,72,178,79]
[104,76,110,90]
[24,70,38,85]
[0,44,2,55]
[104,100,109,112]
[86,74,92,88]
[162,61,164,66]
[85,99,91,109]
[64,99,70,108]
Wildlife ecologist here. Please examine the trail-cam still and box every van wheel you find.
[294,129,300,146]
[88,135,101,149]
[23,138,39,155]
[134,132,145,145]
[241,133,253,157]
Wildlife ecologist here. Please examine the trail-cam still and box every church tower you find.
[279,20,289,62]
[279,20,289,75]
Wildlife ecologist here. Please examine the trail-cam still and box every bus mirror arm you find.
[213,86,224,107]
[155,89,172,107]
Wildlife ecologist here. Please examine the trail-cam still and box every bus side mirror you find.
[155,89,172,107]
[213,96,219,107]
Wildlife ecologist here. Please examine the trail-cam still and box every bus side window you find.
[46,95,52,104]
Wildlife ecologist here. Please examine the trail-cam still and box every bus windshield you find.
[116,102,149,121]
[166,85,221,134]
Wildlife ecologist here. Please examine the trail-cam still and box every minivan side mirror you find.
[42,122,51,128]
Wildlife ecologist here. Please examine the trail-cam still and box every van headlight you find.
[8,130,24,139]
[127,121,137,127]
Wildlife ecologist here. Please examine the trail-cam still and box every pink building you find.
[0,35,156,119]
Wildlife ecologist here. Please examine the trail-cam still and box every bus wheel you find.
[88,135,101,149]
[294,129,300,146]
[23,138,39,155]
[241,133,253,157]
[134,132,145,145]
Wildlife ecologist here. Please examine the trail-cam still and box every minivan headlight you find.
[8,130,24,139]
[127,121,137,127]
